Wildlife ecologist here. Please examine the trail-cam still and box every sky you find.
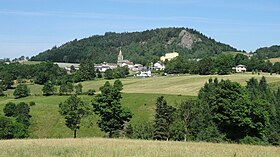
[0,0,280,59]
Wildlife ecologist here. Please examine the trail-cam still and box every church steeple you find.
[118,48,123,63]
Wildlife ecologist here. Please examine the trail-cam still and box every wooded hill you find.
[31,27,237,65]
[255,45,280,59]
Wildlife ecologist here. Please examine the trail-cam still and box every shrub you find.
[87,89,96,95]
[240,136,267,145]
[29,101,36,106]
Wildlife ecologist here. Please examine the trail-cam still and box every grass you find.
[268,57,280,63]
[81,73,280,96]
[0,93,190,138]
[0,138,279,157]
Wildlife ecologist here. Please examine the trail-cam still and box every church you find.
[117,49,134,68]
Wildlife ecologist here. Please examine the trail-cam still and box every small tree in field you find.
[59,95,89,138]
[42,82,56,96]
[92,80,132,137]
[13,84,30,99]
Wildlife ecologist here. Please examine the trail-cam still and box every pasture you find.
[0,138,279,157]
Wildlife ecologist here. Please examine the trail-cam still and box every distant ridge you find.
[31,27,237,65]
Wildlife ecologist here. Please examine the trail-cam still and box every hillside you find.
[255,45,280,59]
[30,27,237,65]
[1,138,279,157]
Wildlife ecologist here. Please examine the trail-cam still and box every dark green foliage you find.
[3,102,16,117]
[198,79,271,141]
[59,95,89,138]
[29,101,36,106]
[124,123,134,138]
[132,122,154,140]
[75,83,83,95]
[31,28,237,65]
[13,84,30,99]
[113,66,129,79]
[215,54,235,75]
[96,69,102,78]
[42,82,56,96]
[3,102,32,128]
[153,96,176,140]
[255,45,280,59]
[92,80,132,137]
[240,136,267,145]
[104,69,114,79]
[79,60,96,81]
[197,58,215,75]
[15,102,32,127]
[59,83,74,95]
[0,116,28,139]
[0,86,4,96]
[87,89,96,95]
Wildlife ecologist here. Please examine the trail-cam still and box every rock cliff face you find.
[178,30,201,49]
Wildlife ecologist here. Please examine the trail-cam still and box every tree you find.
[13,84,30,99]
[0,116,28,139]
[3,102,16,117]
[80,60,96,81]
[3,102,32,127]
[0,86,4,97]
[59,95,89,138]
[75,83,83,95]
[92,80,132,137]
[198,79,270,141]
[153,96,176,140]
[104,69,114,79]
[42,82,56,96]
[15,102,32,127]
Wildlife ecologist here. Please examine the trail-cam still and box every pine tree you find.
[153,96,176,140]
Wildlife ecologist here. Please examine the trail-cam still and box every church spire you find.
[117,48,123,64]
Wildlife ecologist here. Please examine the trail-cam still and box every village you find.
[55,50,248,77]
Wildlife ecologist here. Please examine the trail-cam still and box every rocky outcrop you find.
[178,30,201,49]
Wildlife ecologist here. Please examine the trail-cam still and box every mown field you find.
[268,57,280,63]
[81,73,280,95]
[0,138,279,157]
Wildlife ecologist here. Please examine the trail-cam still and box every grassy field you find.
[81,73,280,96]
[268,57,280,63]
[0,93,190,138]
[0,138,279,157]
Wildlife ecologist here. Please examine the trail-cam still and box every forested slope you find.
[31,27,237,65]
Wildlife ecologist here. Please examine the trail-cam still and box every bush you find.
[0,116,28,139]
[240,136,267,145]
[268,132,280,146]
[3,102,16,117]
[29,101,36,106]
[87,89,96,95]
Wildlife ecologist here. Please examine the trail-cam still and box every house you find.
[95,62,118,72]
[160,52,179,61]
[132,64,144,72]
[55,62,80,72]
[232,65,247,72]
[153,61,165,70]
[136,70,152,77]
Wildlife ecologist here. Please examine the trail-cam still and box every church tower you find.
[117,49,123,66]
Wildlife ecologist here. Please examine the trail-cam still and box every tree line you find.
[164,53,280,75]
[122,77,280,146]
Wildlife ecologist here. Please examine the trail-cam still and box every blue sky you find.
[0,0,280,58]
